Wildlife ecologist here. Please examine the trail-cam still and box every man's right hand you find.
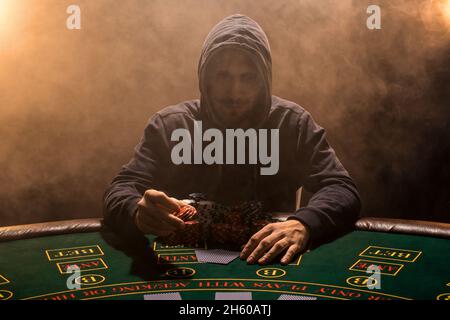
[134,189,186,236]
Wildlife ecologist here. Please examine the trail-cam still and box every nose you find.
[227,79,243,102]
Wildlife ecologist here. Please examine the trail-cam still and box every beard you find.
[209,96,262,129]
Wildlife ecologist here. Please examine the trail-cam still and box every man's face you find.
[206,48,264,127]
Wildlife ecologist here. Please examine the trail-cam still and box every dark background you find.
[1,0,449,226]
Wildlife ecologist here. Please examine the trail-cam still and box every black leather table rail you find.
[1,216,449,242]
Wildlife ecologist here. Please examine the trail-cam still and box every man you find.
[103,14,361,265]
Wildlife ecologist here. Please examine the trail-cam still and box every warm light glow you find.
[442,0,450,21]
[0,0,12,28]
[0,0,21,45]
[420,0,450,31]
[0,0,11,37]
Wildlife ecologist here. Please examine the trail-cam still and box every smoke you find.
[0,0,449,225]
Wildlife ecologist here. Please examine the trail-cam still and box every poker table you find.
[0,217,449,301]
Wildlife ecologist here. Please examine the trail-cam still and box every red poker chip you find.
[159,218,203,246]
[231,225,249,245]
[223,211,243,225]
[182,220,201,245]
[210,223,233,244]
[174,205,198,221]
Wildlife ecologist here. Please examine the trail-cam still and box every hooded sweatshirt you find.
[103,14,361,247]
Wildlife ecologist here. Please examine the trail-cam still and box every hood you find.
[198,14,272,129]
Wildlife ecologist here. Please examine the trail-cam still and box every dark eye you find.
[242,73,257,82]
[216,71,229,80]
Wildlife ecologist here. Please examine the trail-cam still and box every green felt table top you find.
[0,229,449,300]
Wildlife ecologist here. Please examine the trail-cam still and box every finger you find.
[258,239,290,265]
[162,213,185,230]
[138,200,185,230]
[183,206,197,220]
[145,201,185,230]
[240,224,275,258]
[145,190,180,212]
[170,199,186,217]
[175,206,196,220]
[240,227,272,260]
[280,244,301,265]
[135,215,173,236]
[246,233,284,264]
[165,198,197,220]
[173,198,189,208]
[138,208,178,232]
[136,202,177,232]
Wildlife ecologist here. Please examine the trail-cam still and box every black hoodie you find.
[103,14,361,247]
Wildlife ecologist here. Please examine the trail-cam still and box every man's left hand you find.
[240,220,310,265]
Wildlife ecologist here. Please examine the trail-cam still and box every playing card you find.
[144,292,182,300]
[215,292,253,300]
[195,249,240,264]
[277,294,317,300]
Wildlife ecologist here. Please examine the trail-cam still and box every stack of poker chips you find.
[159,205,201,246]
[159,196,274,248]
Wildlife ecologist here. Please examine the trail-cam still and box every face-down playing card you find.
[277,294,317,300]
[215,292,253,300]
[195,249,240,264]
[144,292,182,300]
